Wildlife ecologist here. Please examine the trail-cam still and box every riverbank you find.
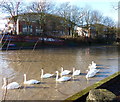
[0,34,116,50]
[64,71,120,102]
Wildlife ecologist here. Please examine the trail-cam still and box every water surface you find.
[0,45,118,100]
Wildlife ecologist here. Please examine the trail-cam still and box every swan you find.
[56,71,71,82]
[23,74,40,85]
[86,68,100,80]
[88,64,96,70]
[86,70,96,79]
[2,78,20,89]
[61,67,71,76]
[72,68,81,76]
[91,61,97,67]
[88,66,100,73]
[41,68,54,79]
[91,68,100,73]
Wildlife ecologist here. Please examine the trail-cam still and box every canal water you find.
[0,45,119,100]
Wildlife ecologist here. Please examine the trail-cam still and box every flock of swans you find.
[2,61,99,90]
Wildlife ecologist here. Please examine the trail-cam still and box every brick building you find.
[6,13,72,36]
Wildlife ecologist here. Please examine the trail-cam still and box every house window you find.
[22,25,27,33]
[29,25,32,33]
[36,27,40,33]
[36,27,43,34]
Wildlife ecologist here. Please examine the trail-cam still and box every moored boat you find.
[0,34,65,50]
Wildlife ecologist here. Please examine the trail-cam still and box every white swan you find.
[91,68,100,73]
[2,78,20,89]
[41,68,54,79]
[61,67,71,76]
[72,68,81,76]
[91,61,97,67]
[86,68,100,80]
[86,70,96,79]
[88,64,96,70]
[56,71,71,82]
[24,74,40,85]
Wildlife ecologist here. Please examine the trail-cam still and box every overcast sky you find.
[0,0,119,30]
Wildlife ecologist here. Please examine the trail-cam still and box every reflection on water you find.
[0,45,118,100]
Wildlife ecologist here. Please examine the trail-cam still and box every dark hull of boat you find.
[0,35,65,50]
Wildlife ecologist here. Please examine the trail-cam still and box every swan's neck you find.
[72,68,75,76]
[2,78,7,89]
[3,78,7,85]
[61,67,63,77]
[24,74,27,82]
[73,68,75,73]
[56,71,59,81]
[3,78,7,87]
[61,67,63,72]
[41,69,44,78]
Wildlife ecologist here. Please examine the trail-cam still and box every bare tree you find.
[83,8,93,28]
[102,16,115,27]
[28,0,54,13]
[27,0,55,35]
[53,2,71,36]
[91,10,103,24]
[55,2,85,36]
[0,0,25,34]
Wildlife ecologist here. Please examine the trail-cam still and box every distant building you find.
[74,26,90,37]
[89,24,116,40]
[5,13,72,36]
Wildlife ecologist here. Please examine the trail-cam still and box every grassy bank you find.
[63,71,120,102]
